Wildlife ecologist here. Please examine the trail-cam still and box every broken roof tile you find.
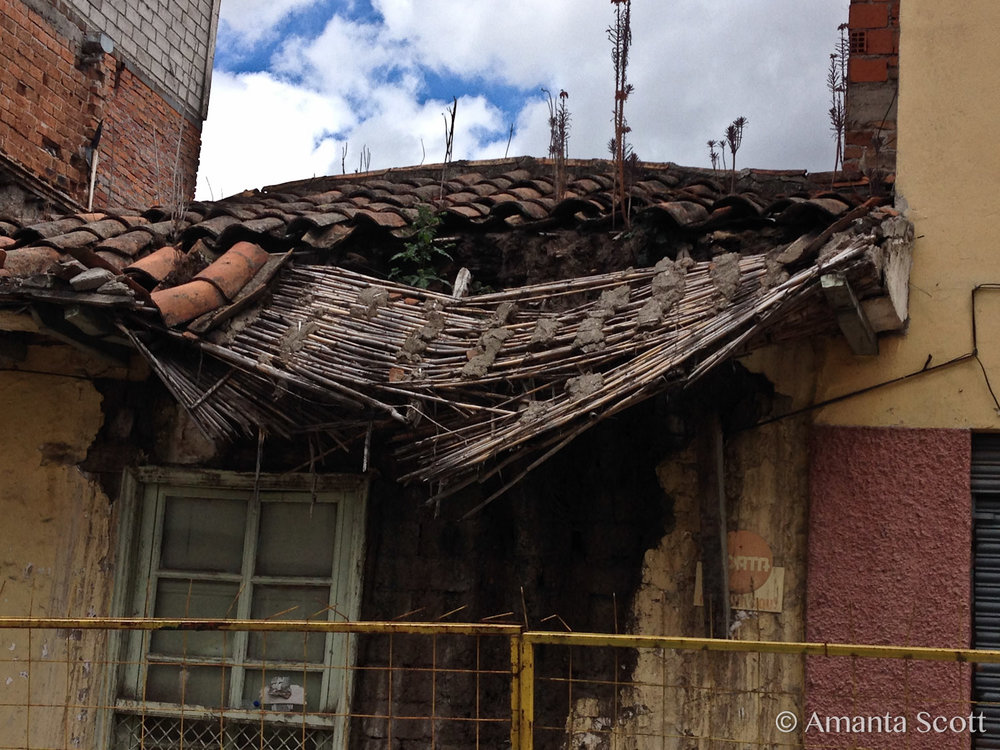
[125,245,185,286]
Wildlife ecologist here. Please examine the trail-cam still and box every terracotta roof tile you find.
[41,229,104,250]
[125,245,185,286]
[3,246,63,275]
[94,250,131,272]
[96,230,156,258]
[81,217,129,239]
[151,278,227,327]
[193,240,270,300]
[15,217,84,242]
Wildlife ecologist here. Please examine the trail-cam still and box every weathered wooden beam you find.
[698,411,731,638]
[821,272,878,355]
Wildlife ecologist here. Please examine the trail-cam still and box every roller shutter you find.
[973,435,1000,747]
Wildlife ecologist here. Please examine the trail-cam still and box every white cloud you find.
[197,71,352,198]
[199,0,852,197]
[218,0,325,44]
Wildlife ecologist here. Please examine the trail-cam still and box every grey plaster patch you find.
[461,327,511,378]
[519,400,551,423]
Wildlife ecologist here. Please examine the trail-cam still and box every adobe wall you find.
[0,322,126,747]
[805,426,971,749]
[0,0,209,212]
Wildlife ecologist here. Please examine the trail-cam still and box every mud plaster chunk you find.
[279,320,320,359]
[637,298,665,330]
[565,372,604,400]
[762,256,789,290]
[709,252,742,308]
[651,258,686,311]
[350,285,388,319]
[573,316,605,352]
[461,327,511,378]
[595,285,631,315]
[399,332,428,363]
[530,317,559,347]
[420,310,445,340]
[489,301,517,327]
[519,400,551,424]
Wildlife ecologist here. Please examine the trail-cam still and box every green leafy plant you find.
[389,205,453,289]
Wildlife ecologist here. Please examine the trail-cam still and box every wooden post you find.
[699,411,731,638]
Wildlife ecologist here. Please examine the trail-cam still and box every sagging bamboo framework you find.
[136,237,884,493]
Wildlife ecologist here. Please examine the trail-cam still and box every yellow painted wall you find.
[751,1,1000,428]
[0,351,117,747]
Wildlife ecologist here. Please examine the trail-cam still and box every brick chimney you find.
[844,0,899,181]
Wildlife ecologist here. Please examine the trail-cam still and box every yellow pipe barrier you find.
[524,631,1000,664]
[0,617,521,637]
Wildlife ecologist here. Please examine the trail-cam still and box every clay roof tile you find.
[150,279,227,327]
[2,247,63,275]
[125,246,185,286]
[193,240,270,301]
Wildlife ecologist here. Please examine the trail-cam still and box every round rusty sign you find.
[727,530,773,594]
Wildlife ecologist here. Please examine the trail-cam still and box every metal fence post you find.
[518,637,534,750]
[509,633,534,750]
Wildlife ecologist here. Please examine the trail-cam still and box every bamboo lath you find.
[135,238,885,493]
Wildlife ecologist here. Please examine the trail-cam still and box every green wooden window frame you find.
[108,468,368,747]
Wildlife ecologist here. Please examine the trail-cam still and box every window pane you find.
[150,580,239,657]
[161,496,246,573]
[248,585,330,662]
[146,664,229,707]
[242,669,324,713]
[256,502,337,577]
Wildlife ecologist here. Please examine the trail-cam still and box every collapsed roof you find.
[0,158,913,498]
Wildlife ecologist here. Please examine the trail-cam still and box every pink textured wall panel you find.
[805,426,972,749]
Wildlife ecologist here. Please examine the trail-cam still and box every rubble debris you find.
[70,268,116,291]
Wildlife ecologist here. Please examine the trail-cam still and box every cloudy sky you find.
[196,1,850,200]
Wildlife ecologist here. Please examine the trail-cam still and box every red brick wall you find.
[844,0,900,179]
[805,426,972,749]
[0,0,201,213]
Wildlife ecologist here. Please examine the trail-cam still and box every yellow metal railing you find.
[2,617,1000,749]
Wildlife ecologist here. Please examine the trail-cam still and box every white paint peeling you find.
[41,642,49,658]
[7,642,14,651]
[19,671,28,679]
[4,677,11,686]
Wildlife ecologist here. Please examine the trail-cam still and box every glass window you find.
[113,470,366,750]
